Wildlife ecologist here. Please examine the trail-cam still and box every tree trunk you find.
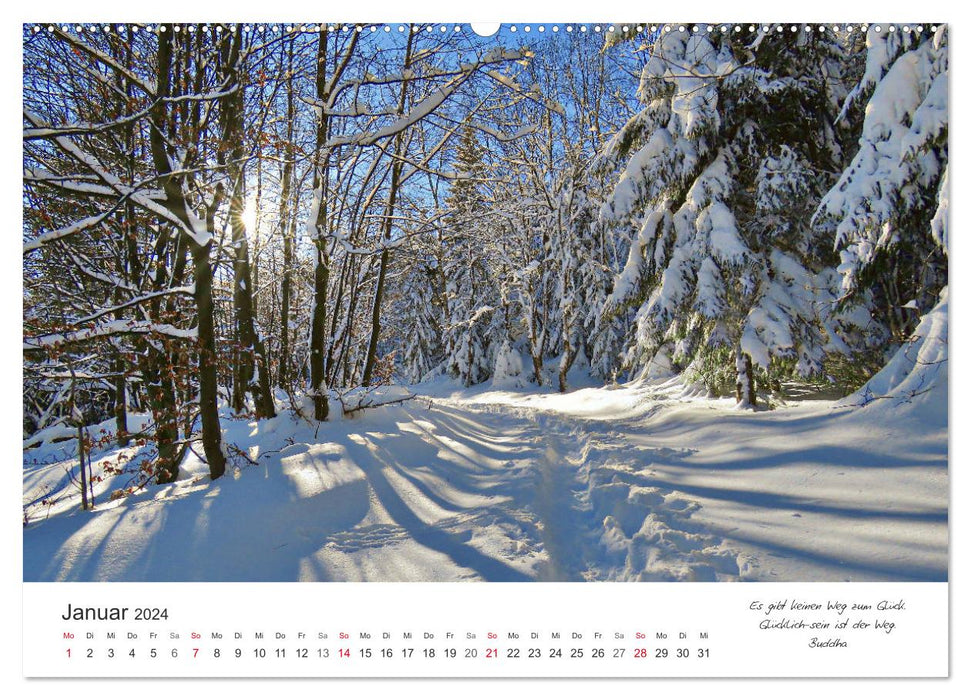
[192,242,227,479]
[68,371,90,510]
[465,327,475,387]
[112,29,136,448]
[310,244,331,420]
[530,303,544,385]
[111,346,130,447]
[278,44,295,390]
[362,245,391,387]
[558,298,578,393]
[77,423,89,511]
[251,336,277,418]
[307,27,362,414]
[558,338,576,394]
[141,343,180,484]
[532,352,544,387]
[279,221,293,388]
[735,348,756,409]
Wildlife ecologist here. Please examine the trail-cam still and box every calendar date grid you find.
[60,626,713,667]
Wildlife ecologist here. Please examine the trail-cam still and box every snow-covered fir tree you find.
[552,177,617,389]
[399,254,445,383]
[600,26,871,406]
[816,26,948,343]
[816,25,948,403]
[441,126,499,386]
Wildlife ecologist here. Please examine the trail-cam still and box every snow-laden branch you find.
[24,320,198,351]
[326,49,524,148]
[23,212,112,255]
[47,27,158,97]
[326,76,467,147]
[64,250,138,293]
[74,286,196,325]
[23,87,241,142]
[23,110,204,246]
[25,168,127,198]
[469,121,541,143]
[482,69,566,116]
[336,385,416,416]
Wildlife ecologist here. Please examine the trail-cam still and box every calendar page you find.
[19,6,951,684]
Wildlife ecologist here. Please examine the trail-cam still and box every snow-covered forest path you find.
[23,382,947,583]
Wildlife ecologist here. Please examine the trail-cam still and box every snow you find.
[841,286,948,426]
[491,340,527,389]
[931,165,949,252]
[24,376,946,583]
[644,31,736,138]
[701,201,746,265]
[607,130,674,220]
[692,257,725,318]
[608,208,668,308]
[23,423,78,450]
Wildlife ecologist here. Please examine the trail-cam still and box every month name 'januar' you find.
[61,604,128,621]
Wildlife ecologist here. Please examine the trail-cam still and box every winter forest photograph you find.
[22,22,948,583]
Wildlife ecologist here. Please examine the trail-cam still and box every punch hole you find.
[470,23,501,37]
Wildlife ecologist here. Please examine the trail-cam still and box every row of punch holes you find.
[31,24,940,36]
